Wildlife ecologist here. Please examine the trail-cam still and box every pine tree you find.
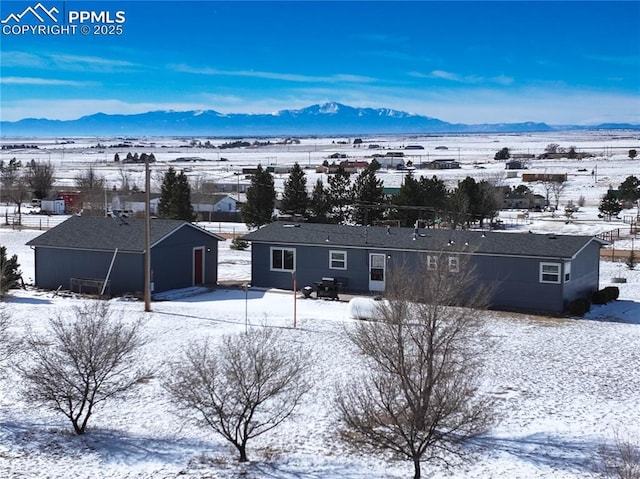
[158,167,196,221]
[327,166,352,224]
[598,191,623,221]
[352,164,384,225]
[391,172,423,226]
[241,165,275,228]
[308,178,330,223]
[281,162,308,216]
[0,246,21,297]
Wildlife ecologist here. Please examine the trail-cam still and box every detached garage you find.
[26,216,224,296]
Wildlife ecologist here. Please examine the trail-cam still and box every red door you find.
[193,247,204,284]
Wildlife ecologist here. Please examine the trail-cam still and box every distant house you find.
[404,145,424,150]
[426,159,461,170]
[501,188,546,210]
[121,193,162,215]
[339,160,369,173]
[372,152,405,168]
[191,193,239,221]
[505,160,528,170]
[26,216,224,296]
[242,222,607,315]
[522,173,568,183]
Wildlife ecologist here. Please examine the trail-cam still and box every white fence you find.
[2,213,70,230]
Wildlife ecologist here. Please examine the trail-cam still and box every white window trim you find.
[564,261,571,282]
[270,247,296,272]
[329,250,347,270]
[540,262,561,284]
[448,256,459,273]
[427,255,438,271]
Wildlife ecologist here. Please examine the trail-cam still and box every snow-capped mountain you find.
[1,102,636,137]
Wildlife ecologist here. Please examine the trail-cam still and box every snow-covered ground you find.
[0,131,639,478]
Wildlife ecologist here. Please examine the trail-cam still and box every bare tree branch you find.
[19,301,151,435]
[337,255,496,479]
[166,327,311,462]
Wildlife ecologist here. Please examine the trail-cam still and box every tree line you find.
[241,162,502,229]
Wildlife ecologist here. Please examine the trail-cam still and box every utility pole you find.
[144,158,152,312]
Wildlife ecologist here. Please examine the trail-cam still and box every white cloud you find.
[0,76,97,87]
[410,70,514,86]
[170,64,376,84]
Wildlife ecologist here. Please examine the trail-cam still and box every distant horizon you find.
[3,101,640,128]
[1,1,639,125]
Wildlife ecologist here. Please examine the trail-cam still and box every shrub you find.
[592,287,619,305]
[569,297,591,316]
[230,237,249,251]
[603,286,620,301]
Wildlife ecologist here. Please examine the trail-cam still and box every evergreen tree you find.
[352,164,385,225]
[419,175,448,224]
[158,167,196,221]
[618,175,640,203]
[494,147,510,161]
[308,178,331,223]
[241,165,275,228]
[598,191,623,220]
[327,166,352,224]
[0,246,21,297]
[280,162,308,216]
[391,172,423,226]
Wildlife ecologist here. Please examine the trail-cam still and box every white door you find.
[369,253,386,292]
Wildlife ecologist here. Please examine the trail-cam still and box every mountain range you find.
[1,102,638,137]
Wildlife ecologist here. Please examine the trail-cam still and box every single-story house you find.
[242,222,607,315]
[120,193,162,215]
[505,159,528,170]
[192,193,238,213]
[426,159,461,170]
[26,216,225,296]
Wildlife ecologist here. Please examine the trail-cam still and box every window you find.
[540,262,561,283]
[448,256,459,273]
[330,250,347,270]
[427,255,438,271]
[370,254,385,281]
[271,247,295,272]
[564,262,571,282]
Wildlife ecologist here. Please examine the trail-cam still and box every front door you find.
[193,247,204,285]
[369,253,386,292]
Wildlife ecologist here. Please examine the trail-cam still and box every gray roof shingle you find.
[242,222,605,259]
[26,216,223,252]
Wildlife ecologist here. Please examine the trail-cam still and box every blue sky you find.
[1,1,639,125]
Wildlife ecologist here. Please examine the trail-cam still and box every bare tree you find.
[550,180,568,211]
[336,254,496,479]
[0,306,21,375]
[166,327,310,462]
[19,301,151,435]
[597,432,640,479]
[0,159,28,224]
[75,165,106,213]
[25,160,55,199]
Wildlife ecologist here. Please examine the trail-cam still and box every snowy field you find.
[0,131,639,478]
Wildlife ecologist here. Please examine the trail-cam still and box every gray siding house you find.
[242,223,607,315]
[26,216,224,296]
